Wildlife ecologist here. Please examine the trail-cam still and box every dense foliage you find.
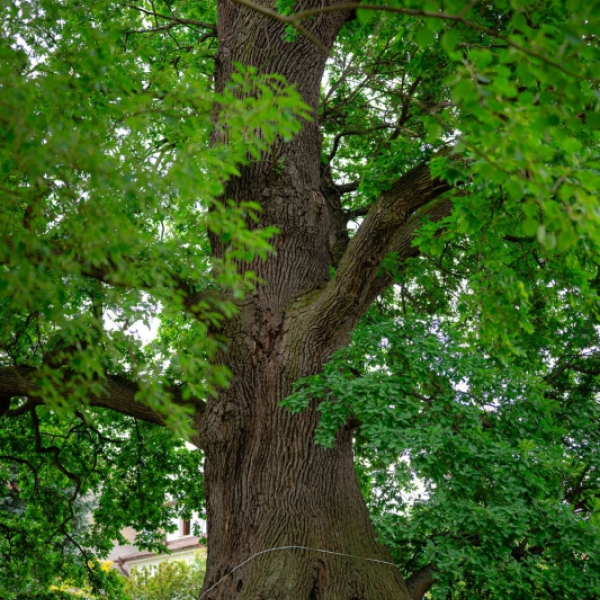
[124,555,206,600]
[285,1,600,596]
[2,0,600,598]
[0,409,205,596]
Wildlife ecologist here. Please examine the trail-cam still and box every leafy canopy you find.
[2,0,600,599]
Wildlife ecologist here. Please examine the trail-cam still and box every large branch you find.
[305,159,452,347]
[367,196,456,300]
[287,3,594,83]
[0,366,174,426]
[406,565,434,600]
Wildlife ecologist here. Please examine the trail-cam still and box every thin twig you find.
[125,3,216,31]
[31,408,82,500]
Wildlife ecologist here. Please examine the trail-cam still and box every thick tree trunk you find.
[201,391,412,600]
[196,2,414,598]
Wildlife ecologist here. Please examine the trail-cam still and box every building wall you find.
[107,513,207,575]
[165,514,206,542]
[124,546,206,572]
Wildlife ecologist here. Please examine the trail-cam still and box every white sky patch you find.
[127,314,161,345]
[103,295,161,347]
[103,312,160,345]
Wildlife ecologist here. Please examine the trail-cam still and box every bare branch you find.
[322,57,357,105]
[5,397,39,418]
[88,375,170,426]
[327,130,358,163]
[389,76,422,143]
[126,20,188,35]
[126,22,218,38]
[124,3,216,31]
[344,205,370,219]
[326,125,390,163]
[545,355,600,384]
[337,180,361,195]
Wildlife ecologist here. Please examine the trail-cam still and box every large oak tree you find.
[2,1,600,599]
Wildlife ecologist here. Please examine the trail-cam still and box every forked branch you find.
[231,0,596,82]
[305,158,453,349]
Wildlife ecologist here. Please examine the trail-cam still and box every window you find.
[181,519,191,536]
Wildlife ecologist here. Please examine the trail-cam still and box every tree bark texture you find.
[196,2,444,598]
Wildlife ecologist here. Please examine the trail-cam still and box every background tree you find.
[1,1,600,599]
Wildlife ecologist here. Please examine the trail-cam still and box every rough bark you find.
[406,565,435,600]
[195,2,451,599]
[304,162,451,357]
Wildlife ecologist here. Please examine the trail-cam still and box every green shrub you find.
[124,554,206,600]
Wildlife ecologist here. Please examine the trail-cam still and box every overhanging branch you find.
[287,3,596,83]
[367,196,456,299]
[337,181,361,195]
[0,366,196,427]
[124,3,217,31]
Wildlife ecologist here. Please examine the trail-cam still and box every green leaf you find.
[356,8,376,25]
[416,27,436,49]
